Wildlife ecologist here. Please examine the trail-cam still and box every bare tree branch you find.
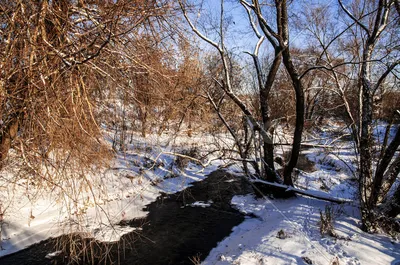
[338,0,371,34]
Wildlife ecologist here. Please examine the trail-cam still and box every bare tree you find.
[337,0,399,230]
[297,0,399,230]
[298,0,400,230]
[179,0,306,187]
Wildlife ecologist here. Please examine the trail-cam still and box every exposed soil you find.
[295,151,316,173]
[280,148,317,173]
[0,170,253,265]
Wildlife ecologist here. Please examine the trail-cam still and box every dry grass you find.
[319,205,335,237]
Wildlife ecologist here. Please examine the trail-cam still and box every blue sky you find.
[187,0,340,55]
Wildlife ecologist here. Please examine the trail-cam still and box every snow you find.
[45,251,62,259]
[203,122,400,265]
[250,178,353,203]
[0,130,222,257]
[204,195,399,265]
[187,200,213,208]
[1,122,399,264]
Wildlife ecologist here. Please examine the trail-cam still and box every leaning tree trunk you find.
[369,126,400,206]
[378,155,400,203]
[381,184,400,218]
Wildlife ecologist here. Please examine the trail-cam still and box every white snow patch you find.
[188,200,213,208]
[45,250,62,259]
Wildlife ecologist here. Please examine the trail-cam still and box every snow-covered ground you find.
[0,130,225,257]
[204,122,400,265]
[204,194,399,265]
[1,122,399,264]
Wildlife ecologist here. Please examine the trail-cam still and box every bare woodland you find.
[0,0,399,259]
[179,0,399,231]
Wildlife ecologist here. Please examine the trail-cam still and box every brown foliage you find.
[0,0,172,175]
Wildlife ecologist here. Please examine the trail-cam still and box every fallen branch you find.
[273,142,355,149]
[250,179,353,204]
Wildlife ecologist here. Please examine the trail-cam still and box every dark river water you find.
[0,170,253,265]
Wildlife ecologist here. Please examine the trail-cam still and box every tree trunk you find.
[358,45,375,230]
[281,50,305,187]
[381,184,400,218]
[140,109,147,137]
[261,52,281,181]
[378,155,400,203]
[277,0,305,187]
[369,126,400,206]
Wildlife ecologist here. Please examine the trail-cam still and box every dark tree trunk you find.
[260,52,281,181]
[281,52,305,187]
[276,0,305,187]
[378,155,400,203]
[370,126,400,206]
[382,184,400,218]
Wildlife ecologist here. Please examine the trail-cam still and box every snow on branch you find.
[251,178,353,204]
